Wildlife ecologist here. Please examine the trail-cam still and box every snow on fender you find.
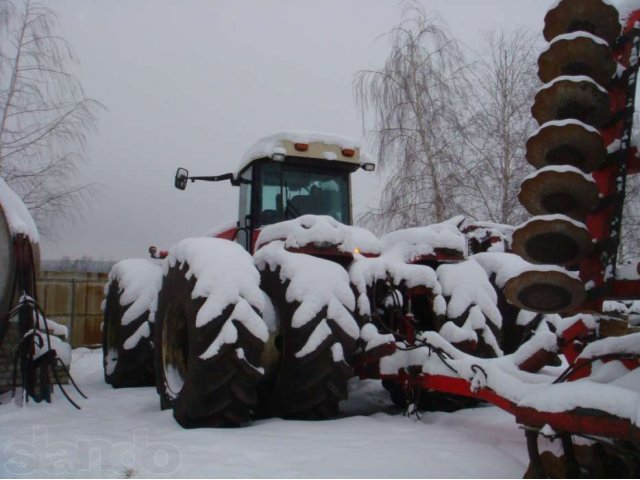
[255,214,381,255]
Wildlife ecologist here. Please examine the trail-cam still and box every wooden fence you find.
[37,268,110,347]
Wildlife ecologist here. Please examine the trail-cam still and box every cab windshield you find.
[257,161,351,226]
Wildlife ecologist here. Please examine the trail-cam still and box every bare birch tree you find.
[0,0,102,234]
[458,29,541,225]
[619,175,640,261]
[354,5,471,233]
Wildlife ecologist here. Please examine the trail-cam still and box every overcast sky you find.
[38,0,554,261]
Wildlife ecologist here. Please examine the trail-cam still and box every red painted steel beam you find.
[516,407,640,444]
[385,371,640,444]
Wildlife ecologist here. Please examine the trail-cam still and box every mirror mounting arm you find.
[189,173,238,186]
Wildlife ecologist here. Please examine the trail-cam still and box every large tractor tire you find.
[103,279,155,388]
[154,260,266,428]
[259,262,358,420]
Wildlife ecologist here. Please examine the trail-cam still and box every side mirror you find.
[175,167,189,190]
[361,162,376,172]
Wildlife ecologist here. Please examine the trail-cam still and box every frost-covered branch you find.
[0,0,103,234]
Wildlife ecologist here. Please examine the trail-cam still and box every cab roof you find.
[235,130,365,179]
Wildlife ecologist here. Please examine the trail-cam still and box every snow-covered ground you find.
[0,348,529,478]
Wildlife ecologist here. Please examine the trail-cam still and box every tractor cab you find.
[175,132,375,252]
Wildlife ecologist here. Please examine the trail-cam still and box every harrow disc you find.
[538,33,615,86]
[519,167,599,221]
[512,216,593,266]
[526,120,605,172]
[504,269,585,313]
[543,0,621,46]
[532,77,611,127]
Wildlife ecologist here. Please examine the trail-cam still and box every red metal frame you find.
[578,14,640,304]
[365,339,640,444]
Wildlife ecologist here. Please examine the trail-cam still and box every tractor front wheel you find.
[102,280,155,388]
[154,261,265,428]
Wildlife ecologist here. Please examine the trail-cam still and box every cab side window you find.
[259,162,284,226]
[237,167,252,250]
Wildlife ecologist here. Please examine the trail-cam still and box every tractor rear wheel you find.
[102,280,155,388]
[154,261,265,428]
[260,266,357,420]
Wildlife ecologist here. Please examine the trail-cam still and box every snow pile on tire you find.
[103,259,163,349]
[437,259,503,356]
[102,258,162,387]
[165,238,269,357]
[255,240,359,357]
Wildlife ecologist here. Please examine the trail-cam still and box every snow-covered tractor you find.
[102,131,532,427]
[102,132,378,423]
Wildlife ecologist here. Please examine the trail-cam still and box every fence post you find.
[70,278,76,348]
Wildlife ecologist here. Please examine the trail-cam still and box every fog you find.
[39,0,551,261]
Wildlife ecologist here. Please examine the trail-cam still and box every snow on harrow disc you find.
[504,268,586,313]
[511,215,593,266]
[538,31,615,86]
[518,166,599,221]
[543,0,621,46]
[526,120,605,173]
[532,76,611,127]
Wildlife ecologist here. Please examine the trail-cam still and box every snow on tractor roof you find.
[0,177,39,243]
[236,130,365,178]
